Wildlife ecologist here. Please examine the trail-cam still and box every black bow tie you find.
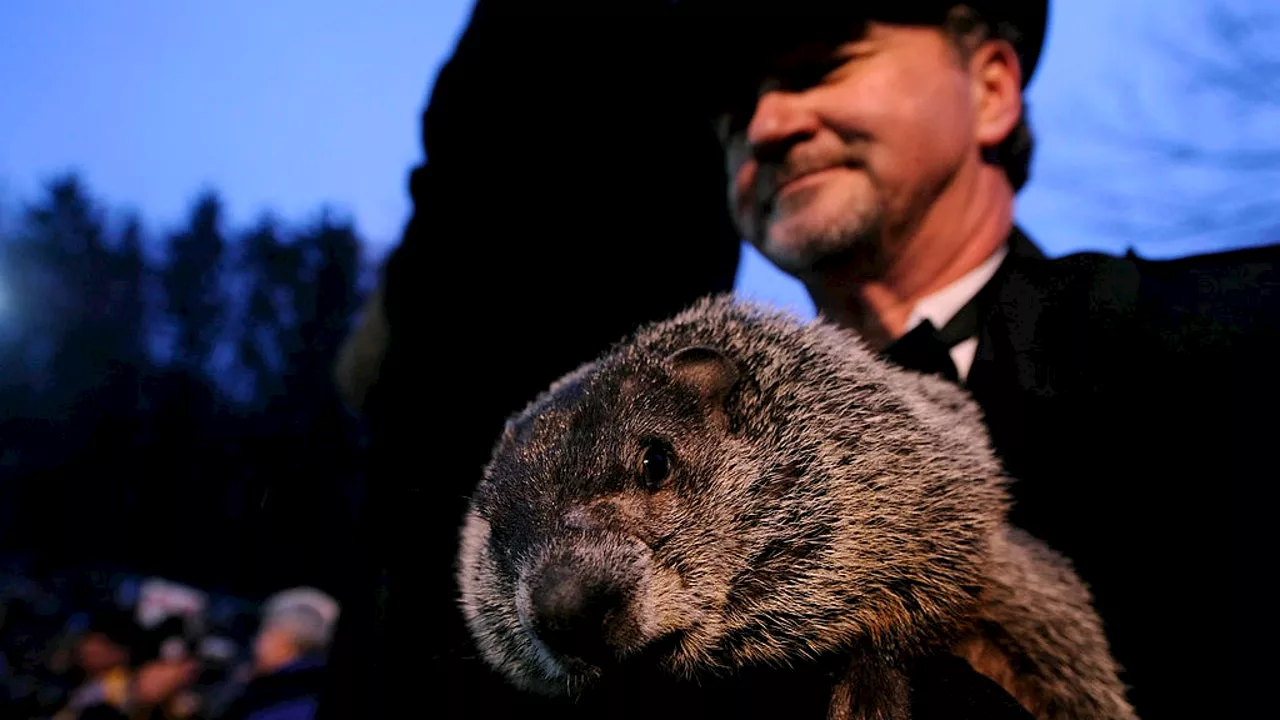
[884,320,961,382]
[881,291,982,384]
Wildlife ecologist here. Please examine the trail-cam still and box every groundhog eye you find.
[640,444,673,490]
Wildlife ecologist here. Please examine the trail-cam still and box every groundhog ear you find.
[665,345,739,410]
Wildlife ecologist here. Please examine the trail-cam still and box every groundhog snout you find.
[529,555,632,670]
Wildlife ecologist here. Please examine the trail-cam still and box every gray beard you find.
[807,227,891,282]
[756,206,890,283]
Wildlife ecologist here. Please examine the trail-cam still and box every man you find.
[53,608,138,720]
[224,588,338,720]
[676,0,1278,717]
[322,2,1042,717]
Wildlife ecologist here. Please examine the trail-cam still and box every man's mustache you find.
[754,154,865,208]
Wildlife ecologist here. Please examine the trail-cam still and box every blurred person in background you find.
[52,608,138,720]
[220,588,337,720]
[50,607,202,720]
[131,617,203,720]
[130,654,202,720]
[2,591,73,716]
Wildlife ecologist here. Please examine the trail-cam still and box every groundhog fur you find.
[456,294,1135,720]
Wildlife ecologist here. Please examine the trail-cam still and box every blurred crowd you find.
[0,563,338,720]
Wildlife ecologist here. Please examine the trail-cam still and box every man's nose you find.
[746,89,815,164]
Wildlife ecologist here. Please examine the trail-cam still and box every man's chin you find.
[751,209,879,276]
[754,231,846,277]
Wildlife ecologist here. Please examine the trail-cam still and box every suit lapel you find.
[961,228,1059,523]
[965,227,1049,400]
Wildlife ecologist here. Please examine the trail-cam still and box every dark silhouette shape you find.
[317,1,743,717]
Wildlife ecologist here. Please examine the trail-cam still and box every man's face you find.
[77,632,128,676]
[252,625,296,676]
[714,21,977,278]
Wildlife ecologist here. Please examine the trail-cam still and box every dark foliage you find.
[0,173,369,601]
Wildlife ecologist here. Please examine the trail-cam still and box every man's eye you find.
[786,58,847,89]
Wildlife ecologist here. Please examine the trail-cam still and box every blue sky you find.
[1,0,1271,319]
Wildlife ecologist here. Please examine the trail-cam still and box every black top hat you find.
[671,0,1049,112]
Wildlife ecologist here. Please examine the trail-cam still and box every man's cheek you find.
[731,161,758,212]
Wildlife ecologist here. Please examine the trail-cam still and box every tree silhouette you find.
[0,171,374,720]
[163,190,228,375]
[0,172,369,598]
[0,178,153,421]
[287,210,363,400]
[247,209,367,591]
[234,213,295,405]
[110,214,154,370]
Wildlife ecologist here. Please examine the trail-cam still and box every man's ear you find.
[665,345,740,414]
[971,38,1023,152]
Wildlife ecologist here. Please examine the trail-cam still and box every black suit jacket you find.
[963,228,1280,719]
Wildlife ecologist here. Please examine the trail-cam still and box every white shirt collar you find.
[902,243,1009,384]
[903,243,1009,336]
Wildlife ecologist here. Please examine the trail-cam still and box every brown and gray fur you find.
[457,294,1135,720]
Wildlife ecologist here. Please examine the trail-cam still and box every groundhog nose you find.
[529,560,626,668]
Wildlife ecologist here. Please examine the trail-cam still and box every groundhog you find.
[456,294,1136,720]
